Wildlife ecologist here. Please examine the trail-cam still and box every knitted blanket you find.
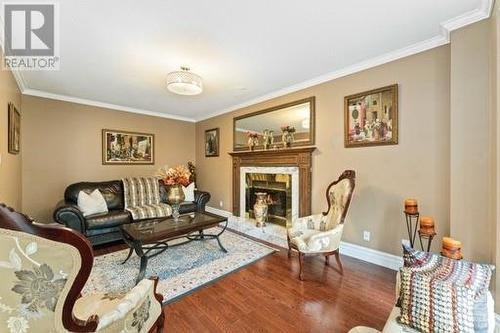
[398,245,493,333]
[122,177,172,220]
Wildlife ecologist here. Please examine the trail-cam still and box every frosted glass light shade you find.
[166,69,203,95]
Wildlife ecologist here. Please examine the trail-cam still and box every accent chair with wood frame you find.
[0,203,164,333]
[287,170,355,280]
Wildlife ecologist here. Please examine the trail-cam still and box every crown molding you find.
[3,0,492,123]
[22,88,196,122]
[196,0,493,121]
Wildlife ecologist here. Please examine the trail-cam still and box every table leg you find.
[216,235,228,253]
[133,241,147,284]
[121,247,134,264]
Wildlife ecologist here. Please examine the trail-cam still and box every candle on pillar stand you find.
[419,216,435,236]
[441,237,463,260]
[404,198,418,214]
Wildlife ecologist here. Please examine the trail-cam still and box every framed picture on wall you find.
[102,129,154,165]
[8,103,20,154]
[205,128,219,157]
[344,84,398,148]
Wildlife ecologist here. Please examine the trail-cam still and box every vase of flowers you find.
[280,125,295,148]
[247,132,259,151]
[162,165,191,221]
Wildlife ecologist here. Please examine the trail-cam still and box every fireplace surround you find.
[229,147,316,219]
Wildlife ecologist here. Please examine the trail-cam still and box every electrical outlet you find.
[363,231,371,242]
[219,201,223,208]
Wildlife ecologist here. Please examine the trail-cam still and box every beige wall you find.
[196,46,451,256]
[0,53,22,210]
[21,96,195,222]
[449,20,495,264]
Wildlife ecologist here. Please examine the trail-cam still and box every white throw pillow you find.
[182,183,195,202]
[77,189,108,217]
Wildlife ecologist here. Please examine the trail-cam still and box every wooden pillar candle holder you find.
[418,216,436,252]
[404,199,419,248]
[441,237,463,260]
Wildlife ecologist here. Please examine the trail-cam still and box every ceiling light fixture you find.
[166,66,203,96]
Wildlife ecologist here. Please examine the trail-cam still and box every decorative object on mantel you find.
[205,128,219,157]
[102,129,154,165]
[162,165,191,221]
[262,129,274,150]
[281,125,295,148]
[166,66,203,95]
[418,216,436,252]
[403,198,419,248]
[441,237,463,260]
[253,192,269,227]
[8,102,20,154]
[233,97,315,151]
[247,132,259,151]
[344,84,398,148]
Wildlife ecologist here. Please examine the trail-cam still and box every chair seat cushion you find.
[289,229,330,252]
[86,210,131,230]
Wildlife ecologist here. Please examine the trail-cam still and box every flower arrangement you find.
[280,125,296,133]
[247,131,259,139]
[158,165,191,186]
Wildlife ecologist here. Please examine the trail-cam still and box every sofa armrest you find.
[53,200,86,234]
[194,190,211,212]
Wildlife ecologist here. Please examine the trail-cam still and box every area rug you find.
[83,228,276,303]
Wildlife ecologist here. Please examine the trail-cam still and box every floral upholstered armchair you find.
[287,170,355,280]
[0,203,164,333]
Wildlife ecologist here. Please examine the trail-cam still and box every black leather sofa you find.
[53,180,210,246]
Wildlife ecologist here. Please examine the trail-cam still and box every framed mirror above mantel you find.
[233,97,315,151]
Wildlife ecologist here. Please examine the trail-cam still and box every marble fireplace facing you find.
[240,166,299,226]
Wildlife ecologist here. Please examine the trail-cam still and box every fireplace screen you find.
[245,173,292,226]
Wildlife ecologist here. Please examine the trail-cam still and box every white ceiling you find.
[10,0,492,122]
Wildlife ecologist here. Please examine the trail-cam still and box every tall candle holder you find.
[404,211,420,248]
[418,231,436,252]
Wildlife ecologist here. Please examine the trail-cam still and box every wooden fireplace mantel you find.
[229,147,316,217]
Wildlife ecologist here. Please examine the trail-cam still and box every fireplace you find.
[229,147,316,221]
[239,166,299,226]
[245,172,292,226]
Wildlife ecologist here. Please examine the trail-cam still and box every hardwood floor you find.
[94,234,397,333]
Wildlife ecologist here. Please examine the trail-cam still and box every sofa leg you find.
[298,252,305,280]
[334,251,343,275]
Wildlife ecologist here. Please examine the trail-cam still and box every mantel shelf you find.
[229,146,316,157]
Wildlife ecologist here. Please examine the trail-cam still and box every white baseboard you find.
[496,313,500,332]
[205,206,233,218]
[206,206,403,271]
[339,241,403,271]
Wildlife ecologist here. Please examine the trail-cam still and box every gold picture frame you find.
[344,84,398,148]
[102,129,154,165]
[8,103,20,154]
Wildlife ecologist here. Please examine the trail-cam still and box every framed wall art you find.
[8,103,20,154]
[102,129,154,165]
[344,84,398,148]
[205,128,219,157]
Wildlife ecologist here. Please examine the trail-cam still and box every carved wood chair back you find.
[321,170,356,229]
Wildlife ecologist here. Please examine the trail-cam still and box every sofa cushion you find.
[86,210,131,230]
[78,189,108,217]
[65,180,124,210]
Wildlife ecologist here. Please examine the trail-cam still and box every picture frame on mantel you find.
[344,84,398,148]
[102,129,154,165]
[205,128,220,157]
[8,102,20,154]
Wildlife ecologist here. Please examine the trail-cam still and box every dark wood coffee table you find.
[120,211,228,283]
